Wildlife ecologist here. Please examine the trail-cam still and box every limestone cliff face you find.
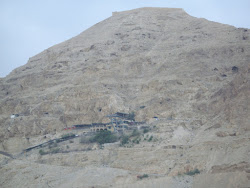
[0,8,249,147]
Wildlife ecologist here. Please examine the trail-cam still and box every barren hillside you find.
[0,8,249,188]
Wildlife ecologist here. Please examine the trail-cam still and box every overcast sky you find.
[1,0,250,77]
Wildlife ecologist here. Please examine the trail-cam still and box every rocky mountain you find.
[0,8,249,187]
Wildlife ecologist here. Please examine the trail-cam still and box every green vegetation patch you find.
[185,169,200,176]
[39,149,47,155]
[121,135,129,145]
[90,130,118,144]
[39,147,61,155]
[61,133,75,139]
[137,174,149,180]
[143,128,149,134]
[148,135,153,142]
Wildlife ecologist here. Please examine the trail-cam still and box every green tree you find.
[121,135,129,145]
[90,130,118,144]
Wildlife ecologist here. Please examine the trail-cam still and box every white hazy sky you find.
[1,0,250,77]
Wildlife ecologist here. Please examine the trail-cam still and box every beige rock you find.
[0,7,249,188]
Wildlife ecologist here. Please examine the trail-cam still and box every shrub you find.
[90,130,118,144]
[132,137,140,144]
[143,128,149,134]
[39,149,47,155]
[142,174,149,178]
[137,174,149,179]
[121,135,129,145]
[61,133,75,139]
[185,169,200,176]
[148,136,153,142]
[232,66,238,73]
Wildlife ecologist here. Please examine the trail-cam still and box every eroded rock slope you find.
[0,7,249,188]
